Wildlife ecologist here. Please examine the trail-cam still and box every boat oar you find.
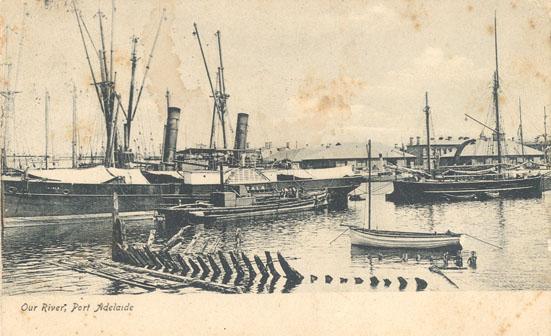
[329,228,350,245]
[462,233,503,250]
[429,265,459,289]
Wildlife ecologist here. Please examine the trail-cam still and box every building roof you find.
[264,142,414,162]
[407,136,471,147]
[440,139,544,158]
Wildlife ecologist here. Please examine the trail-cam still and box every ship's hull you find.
[2,181,184,218]
[1,176,361,219]
[350,228,461,249]
[385,175,543,204]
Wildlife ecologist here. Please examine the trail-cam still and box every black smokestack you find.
[234,113,249,150]
[162,107,181,163]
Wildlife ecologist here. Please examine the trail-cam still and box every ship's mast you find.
[492,13,503,174]
[518,97,525,161]
[1,20,24,169]
[72,1,163,166]
[193,24,230,149]
[215,30,228,149]
[72,84,78,168]
[545,106,548,164]
[193,23,220,149]
[424,92,431,173]
[124,36,138,151]
[367,139,372,230]
[44,90,50,170]
[128,10,164,151]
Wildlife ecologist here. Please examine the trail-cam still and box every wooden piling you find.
[264,251,280,278]
[254,255,269,277]
[415,277,428,291]
[325,275,333,284]
[276,252,303,282]
[127,246,146,267]
[397,276,407,290]
[228,251,244,276]
[383,278,392,287]
[188,258,201,274]
[184,233,201,254]
[136,247,156,268]
[370,276,379,287]
[310,275,318,283]
[175,254,191,275]
[267,275,279,293]
[146,229,156,246]
[241,253,256,278]
[125,246,145,267]
[354,277,363,284]
[111,193,128,262]
[143,246,163,269]
[207,254,221,275]
[154,251,173,271]
[160,226,190,253]
[161,251,180,272]
[196,255,211,275]
[218,251,233,275]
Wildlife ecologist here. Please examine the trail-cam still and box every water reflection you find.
[2,187,550,294]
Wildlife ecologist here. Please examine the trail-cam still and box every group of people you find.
[442,250,477,268]
[280,186,300,198]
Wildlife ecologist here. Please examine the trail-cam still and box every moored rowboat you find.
[350,227,462,250]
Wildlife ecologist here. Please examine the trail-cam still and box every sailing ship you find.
[386,15,544,204]
[350,140,462,250]
[0,6,361,221]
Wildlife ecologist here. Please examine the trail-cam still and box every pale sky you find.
[1,0,549,157]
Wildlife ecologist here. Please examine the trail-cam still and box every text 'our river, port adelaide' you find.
[20,302,134,313]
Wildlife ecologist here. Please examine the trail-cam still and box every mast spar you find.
[73,1,164,165]
[124,36,138,151]
[518,97,525,161]
[193,24,230,149]
[193,23,220,149]
[545,106,548,164]
[424,92,431,173]
[129,8,165,140]
[44,90,49,170]
[216,30,228,148]
[72,84,78,168]
[367,139,372,230]
[492,13,503,174]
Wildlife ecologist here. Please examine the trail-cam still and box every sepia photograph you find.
[1,0,549,335]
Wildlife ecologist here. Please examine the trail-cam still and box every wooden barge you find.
[157,191,327,228]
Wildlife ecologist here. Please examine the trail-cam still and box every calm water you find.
[2,183,550,294]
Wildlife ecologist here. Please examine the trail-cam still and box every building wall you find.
[440,155,543,166]
[407,144,460,167]
[300,157,413,170]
